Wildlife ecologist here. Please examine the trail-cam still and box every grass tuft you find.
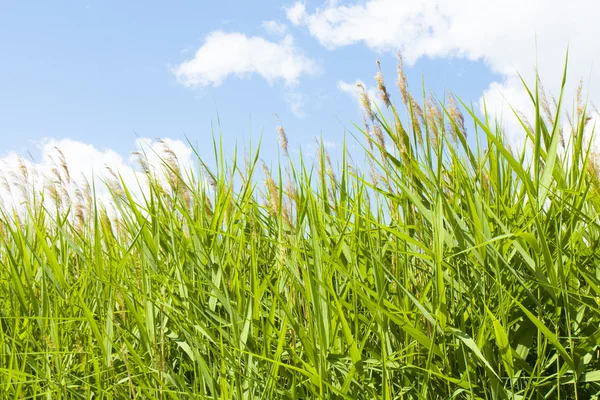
[1,57,600,399]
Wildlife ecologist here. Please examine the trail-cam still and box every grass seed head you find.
[47,182,62,209]
[133,151,151,174]
[51,166,63,186]
[276,116,289,157]
[372,123,386,156]
[587,150,600,190]
[54,147,71,185]
[362,115,375,151]
[396,52,409,105]
[159,140,183,192]
[261,161,280,217]
[448,92,466,140]
[356,83,375,122]
[576,79,584,118]
[0,172,11,194]
[81,175,93,214]
[367,157,379,186]
[17,156,28,183]
[426,94,441,146]
[409,95,424,143]
[204,167,217,189]
[324,147,336,182]
[393,110,407,156]
[375,59,391,108]
[74,203,85,231]
[106,166,125,198]
[284,168,296,220]
[537,77,554,126]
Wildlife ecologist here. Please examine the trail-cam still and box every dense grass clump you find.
[1,56,600,399]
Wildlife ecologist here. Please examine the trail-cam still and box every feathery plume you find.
[375,59,391,108]
[54,147,71,185]
[537,77,554,126]
[426,94,441,147]
[362,115,374,152]
[356,83,375,122]
[275,114,289,157]
[447,92,466,140]
[261,161,280,217]
[372,123,386,150]
[396,52,409,105]
[393,110,407,156]
[323,145,336,182]
[409,95,424,143]
[133,151,151,174]
[205,168,217,189]
[284,168,296,218]
[550,95,565,147]
[576,79,584,118]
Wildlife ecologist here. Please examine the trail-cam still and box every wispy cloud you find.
[285,91,308,118]
[173,31,319,88]
[262,20,289,36]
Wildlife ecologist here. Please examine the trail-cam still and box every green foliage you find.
[1,57,600,399]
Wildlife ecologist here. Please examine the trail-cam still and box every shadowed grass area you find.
[1,55,600,399]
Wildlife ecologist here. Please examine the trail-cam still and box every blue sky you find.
[0,1,499,158]
[1,0,598,200]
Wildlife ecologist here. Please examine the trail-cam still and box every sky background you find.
[1,0,599,202]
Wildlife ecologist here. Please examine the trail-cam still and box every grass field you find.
[1,56,600,399]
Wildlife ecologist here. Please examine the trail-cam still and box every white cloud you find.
[289,0,600,148]
[478,76,535,150]
[262,20,289,36]
[173,31,319,88]
[286,0,552,68]
[286,3,307,26]
[285,91,308,117]
[0,138,195,213]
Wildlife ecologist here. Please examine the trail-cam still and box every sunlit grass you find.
[1,54,600,399]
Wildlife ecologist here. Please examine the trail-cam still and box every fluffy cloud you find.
[289,0,600,148]
[173,31,319,88]
[0,138,195,213]
[285,0,578,69]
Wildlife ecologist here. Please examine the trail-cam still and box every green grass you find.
[1,56,600,399]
